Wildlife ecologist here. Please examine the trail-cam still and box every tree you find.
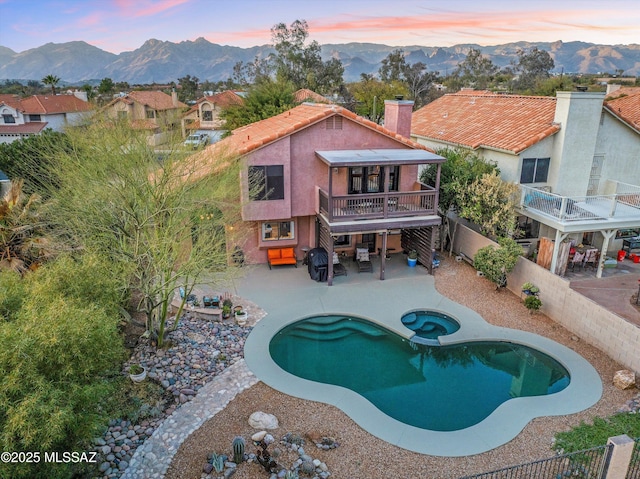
[378,49,438,108]
[41,74,60,95]
[46,118,244,347]
[451,48,498,90]
[270,19,344,94]
[349,77,408,123]
[221,78,296,130]
[178,74,199,102]
[98,77,115,95]
[458,170,520,238]
[420,148,498,252]
[232,56,274,87]
[512,47,555,93]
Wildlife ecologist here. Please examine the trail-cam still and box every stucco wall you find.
[450,217,640,373]
[596,114,640,187]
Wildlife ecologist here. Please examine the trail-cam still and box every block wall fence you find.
[449,218,640,374]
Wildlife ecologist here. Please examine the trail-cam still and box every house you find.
[411,88,640,278]
[191,99,445,285]
[104,90,187,146]
[0,92,92,144]
[181,90,244,143]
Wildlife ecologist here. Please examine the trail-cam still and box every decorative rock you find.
[251,430,267,442]
[613,370,636,390]
[248,411,279,429]
[203,463,213,474]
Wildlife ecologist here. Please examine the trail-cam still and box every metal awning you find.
[315,149,445,167]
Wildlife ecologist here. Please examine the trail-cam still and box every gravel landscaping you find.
[97,258,637,479]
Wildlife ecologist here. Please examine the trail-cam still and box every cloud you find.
[113,0,191,18]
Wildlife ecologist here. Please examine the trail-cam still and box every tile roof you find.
[185,102,430,180]
[0,123,48,134]
[18,95,92,114]
[604,90,640,133]
[205,90,244,108]
[411,92,560,154]
[294,89,331,104]
[113,91,187,110]
[0,94,91,114]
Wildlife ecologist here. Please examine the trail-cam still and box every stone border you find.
[121,360,258,479]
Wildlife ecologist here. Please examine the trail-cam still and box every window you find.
[262,221,294,241]
[348,166,399,194]
[520,158,550,183]
[202,110,213,121]
[117,111,127,119]
[2,114,15,124]
[334,235,351,247]
[28,114,41,122]
[249,165,284,200]
[146,109,156,119]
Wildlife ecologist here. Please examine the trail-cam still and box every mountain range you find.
[1,38,639,85]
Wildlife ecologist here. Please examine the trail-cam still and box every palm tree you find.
[42,74,60,95]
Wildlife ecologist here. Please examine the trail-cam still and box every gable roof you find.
[411,92,560,154]
[185,90,245,117]
[221,102,429,156]
[0,94,91,114]
[294,89,331,104]
[604,89,640,133]
[110,91,187,110]
[185,103,431,180]
[18,95,92,114]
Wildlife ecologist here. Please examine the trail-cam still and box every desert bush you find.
[0,254,126,479]
[0,270,26,322]
[473,237,522,288]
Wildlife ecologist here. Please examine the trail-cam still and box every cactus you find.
[209,452,224,473]
[232,436,245,463]
[300,460,315,476]
[284,471,299,479]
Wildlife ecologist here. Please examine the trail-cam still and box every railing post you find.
[560,196,568,219]
[609,195,618,218]
[603,434,634,479]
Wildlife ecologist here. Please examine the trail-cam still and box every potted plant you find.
[235,307,248,326]
[407,250,418,267]
[521,282,539,296]
[222,297,233,319]
[129,364,147,382]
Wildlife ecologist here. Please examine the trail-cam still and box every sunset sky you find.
[0,0,638,54]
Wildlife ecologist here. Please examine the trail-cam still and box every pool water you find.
[269,315,570,431]
[401,310,460,342]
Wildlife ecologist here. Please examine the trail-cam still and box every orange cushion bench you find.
[267,247,298,269]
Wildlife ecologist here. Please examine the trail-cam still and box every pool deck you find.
[238,254,603,457]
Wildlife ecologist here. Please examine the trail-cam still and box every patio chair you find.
[583,248,599,269]
[569,250,586,270]
[355,246,373,273]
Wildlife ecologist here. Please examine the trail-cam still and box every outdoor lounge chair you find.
[583,248,599,269]
[569,250,586,270]
[355,246,373,273]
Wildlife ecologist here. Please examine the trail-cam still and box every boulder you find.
[251,430,267,442]
[248,411,279,430]
[613,370,636,390]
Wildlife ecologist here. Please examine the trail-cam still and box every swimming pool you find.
[243,275,602,456]
[270,315,570,431]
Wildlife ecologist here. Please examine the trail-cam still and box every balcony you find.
[519,181,640,232]
[318,184,438,223]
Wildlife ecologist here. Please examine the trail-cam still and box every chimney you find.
[171,88,179,107]
[384,96,414,138]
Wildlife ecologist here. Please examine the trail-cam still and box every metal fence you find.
[460,444,613,479]
[627,437,640,479]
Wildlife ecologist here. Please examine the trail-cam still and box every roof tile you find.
[411,92,560,153]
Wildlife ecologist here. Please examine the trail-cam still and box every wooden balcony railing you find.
[319,187,437,222]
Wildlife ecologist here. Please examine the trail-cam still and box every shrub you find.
[524,295,542,313]
[0,254,126,479]
[473,237,522,288]
[0,270,26,322]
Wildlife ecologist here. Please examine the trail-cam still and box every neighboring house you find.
[293,88,332,104]
[104,90,187,146]
[191,99,445,285]
[181,90,244,142]
[411,88,640,278]
[0,92,92,144]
